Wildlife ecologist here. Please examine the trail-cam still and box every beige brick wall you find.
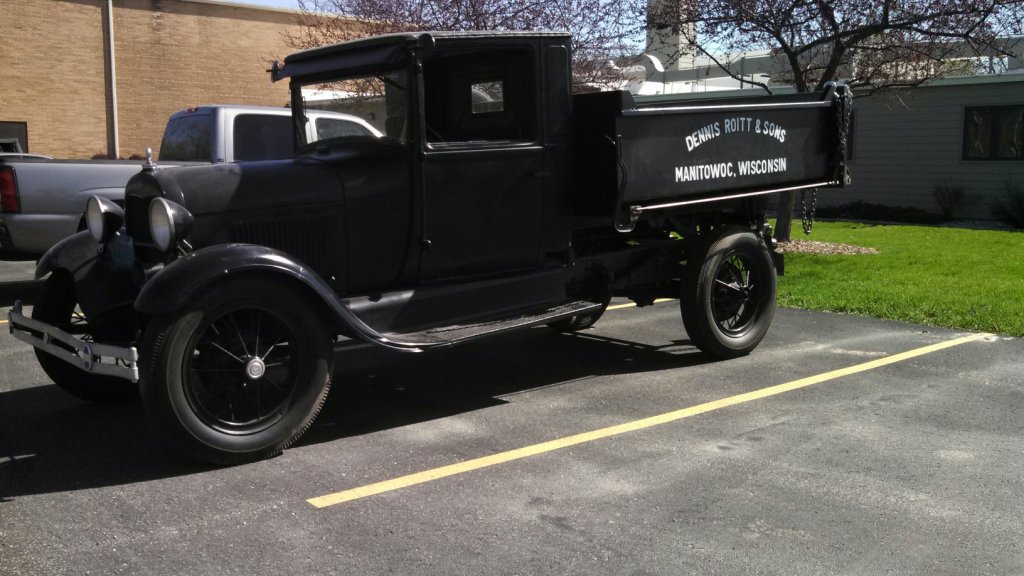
[2,0,110,158]
[1,0,310,159]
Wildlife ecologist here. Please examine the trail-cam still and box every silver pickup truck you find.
[0,105,378,259]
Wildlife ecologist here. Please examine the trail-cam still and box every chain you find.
[801,189,817,235]
[802,84,852,236]
[836,85,852,185]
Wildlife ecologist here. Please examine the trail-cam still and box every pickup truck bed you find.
[0,158,145,257]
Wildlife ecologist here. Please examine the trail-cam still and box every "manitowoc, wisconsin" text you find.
[675,157,788,183]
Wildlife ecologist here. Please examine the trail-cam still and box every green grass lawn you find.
[775,222,1024,336]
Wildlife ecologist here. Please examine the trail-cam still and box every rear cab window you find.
[159,113,213,161]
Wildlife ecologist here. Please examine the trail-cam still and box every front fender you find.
[35,231,100,280]
[134,244,340,315]
[34,231,138,328]
[134,244,424,352]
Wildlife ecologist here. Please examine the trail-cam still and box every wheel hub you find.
[245,357,266,380]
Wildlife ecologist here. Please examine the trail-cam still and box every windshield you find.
[296,71,409,148]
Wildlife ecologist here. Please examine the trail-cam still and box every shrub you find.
[815,201,946,225]
[991,178,1024,229]
[932,182,965,220]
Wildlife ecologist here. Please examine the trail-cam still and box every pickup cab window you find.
[159,113,213,161]
[233,114,293,161]
[298,71,409,147]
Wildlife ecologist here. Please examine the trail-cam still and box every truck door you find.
[418,48,548,281]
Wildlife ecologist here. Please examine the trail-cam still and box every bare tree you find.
[648,0,1024,240]
[290,0,648,91]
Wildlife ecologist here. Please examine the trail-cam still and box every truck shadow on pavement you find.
[0,326,707,500]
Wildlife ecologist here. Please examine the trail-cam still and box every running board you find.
[374,299,605,350]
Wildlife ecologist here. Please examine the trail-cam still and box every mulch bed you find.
[775,240,878,255]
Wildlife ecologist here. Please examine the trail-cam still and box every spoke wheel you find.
[141,277,333,465]
[711,254,759,337]
[681,229,776,359]
[185,308,302,435]
[32,272,139,403]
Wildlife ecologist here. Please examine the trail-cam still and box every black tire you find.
[680,229,776,359]
[32,273,139,403]
[139,277,333,465]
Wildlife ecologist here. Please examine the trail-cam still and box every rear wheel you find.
[680,229,776,359]
[140,277,333,465]
[32,272,139,403]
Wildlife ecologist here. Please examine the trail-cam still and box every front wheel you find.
[680,229,777,359]
[140,277,333,465]
[32,272,139,403]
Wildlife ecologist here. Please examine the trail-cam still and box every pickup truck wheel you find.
[32,273,139,403]
[140,278,333,465]
[680,229,776,359]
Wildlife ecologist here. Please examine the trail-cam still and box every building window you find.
[0,121,29,153]
[963,105,1024,160]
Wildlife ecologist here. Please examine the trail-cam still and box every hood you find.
[124,156,344,250]
[123,141,411,268]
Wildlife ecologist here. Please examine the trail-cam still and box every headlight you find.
[149,198,194,252]
[85,196,124,243]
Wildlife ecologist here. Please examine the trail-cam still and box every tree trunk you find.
[774,190,796,242]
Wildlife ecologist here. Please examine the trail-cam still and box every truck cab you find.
[8,31,850,465]
[273,32,577,300]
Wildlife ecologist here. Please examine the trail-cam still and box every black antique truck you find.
[8,31,851,464]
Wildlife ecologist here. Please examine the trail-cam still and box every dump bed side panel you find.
[619,103,833,202]
[571,90,847,226]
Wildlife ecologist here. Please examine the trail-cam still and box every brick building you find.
[1,0,310,159]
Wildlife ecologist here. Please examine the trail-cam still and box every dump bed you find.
[572,86,850,230]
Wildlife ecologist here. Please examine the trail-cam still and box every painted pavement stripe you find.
[307,331,992,508]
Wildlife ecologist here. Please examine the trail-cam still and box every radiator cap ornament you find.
[143,147,157,172]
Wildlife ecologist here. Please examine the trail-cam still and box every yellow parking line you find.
[307,331,992,509]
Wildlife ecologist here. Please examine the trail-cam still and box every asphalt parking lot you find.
[1,261,1021,576]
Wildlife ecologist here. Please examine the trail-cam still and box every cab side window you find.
[422,49,535,145]
[233,114,293,161]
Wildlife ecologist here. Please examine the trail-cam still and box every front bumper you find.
[7,301,139,382]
